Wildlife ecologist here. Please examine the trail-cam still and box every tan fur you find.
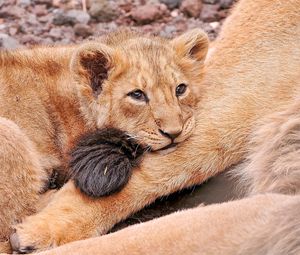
[7,0,300,253]
[236,99,300,195]
[26,90,300,255]
[0,118,46,240]
[22,194,297,255]
[28,194,300,255]
[0,29,209,251]
[70,29,207,150]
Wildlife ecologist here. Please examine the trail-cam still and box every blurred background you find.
[0,0,235,49]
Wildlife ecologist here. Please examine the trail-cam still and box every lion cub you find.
[0,28,208,250]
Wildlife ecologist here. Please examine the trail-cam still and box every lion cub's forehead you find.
[117,38,183,88]
[121,38,175,63]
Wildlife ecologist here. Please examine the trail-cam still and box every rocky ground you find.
[0,0,235,49]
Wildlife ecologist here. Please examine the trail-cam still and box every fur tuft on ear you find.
[171,28,209,63]
[68,128,146,198]
[71,43,114,96]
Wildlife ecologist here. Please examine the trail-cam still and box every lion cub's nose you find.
[159,129,182,140]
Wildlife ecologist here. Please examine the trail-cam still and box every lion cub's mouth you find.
[151,143,178,155]
[159,143,178,151]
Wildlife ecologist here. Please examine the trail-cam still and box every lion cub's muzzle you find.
[149,116,195,152]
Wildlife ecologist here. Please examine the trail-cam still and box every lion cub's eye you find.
[127,89,148,102]
[176,83,187,97]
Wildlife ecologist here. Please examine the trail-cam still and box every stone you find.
[159,0,182,10]
[118,0,132,12]
[41,37,54,45]
[0,6,25,18]
[53,9,75,25]
[131,4,166,24]
[18,0,31,7]
[203,0,219,4]
[170,9,179,17]
[33,0,53,7]
[27,13,39,25]
[38,13,52,23]
[200,3,220,22]
[19,34,40,45]
[52,0,60,7]
[49,27,62,39]
[219,0,234,9]
[60,38,72,45]
[0,33,21,49]
[209,21,219,29]
[53,9,90,26]
[66,10,91,24]
[74,23,93,37]
[89,0,120,22]
[218,9,228,19]
[33,4,48,16]
[60,26,75,40]
[180,0,202,18]
[159,25,176,38]
[146,0,160,4]
[8,26,18,36]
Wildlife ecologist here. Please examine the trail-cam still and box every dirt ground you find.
[0,0,236,49]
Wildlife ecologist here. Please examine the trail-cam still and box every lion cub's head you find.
[71,29,208,152]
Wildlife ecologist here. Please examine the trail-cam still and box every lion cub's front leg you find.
[11,154,205,253]
[11,180,153,252]
[11,182,100,252]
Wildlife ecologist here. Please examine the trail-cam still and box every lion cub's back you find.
[0,47,75,164]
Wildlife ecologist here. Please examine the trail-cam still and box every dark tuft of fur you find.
[79,51,109,96]
[69,128,145,198]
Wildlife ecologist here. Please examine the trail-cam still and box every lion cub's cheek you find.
[180,92,199,108]
[175,115,196,143]
[109,102,138,125]
[109,101,149,130]
[118,101,141,118]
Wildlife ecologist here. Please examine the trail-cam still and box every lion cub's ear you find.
[171,29,209,63]
[71,43,115,96]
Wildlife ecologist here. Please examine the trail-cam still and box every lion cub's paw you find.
[10,215,55,253]
[10,210,96,253]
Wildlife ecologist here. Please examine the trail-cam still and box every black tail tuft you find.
[69,128,146,198]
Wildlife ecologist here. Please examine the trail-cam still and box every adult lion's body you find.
[3,0,300,253]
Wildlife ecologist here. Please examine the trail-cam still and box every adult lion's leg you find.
[0,117,46,244]
[238,100,300,195]
[23,194,298,255]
